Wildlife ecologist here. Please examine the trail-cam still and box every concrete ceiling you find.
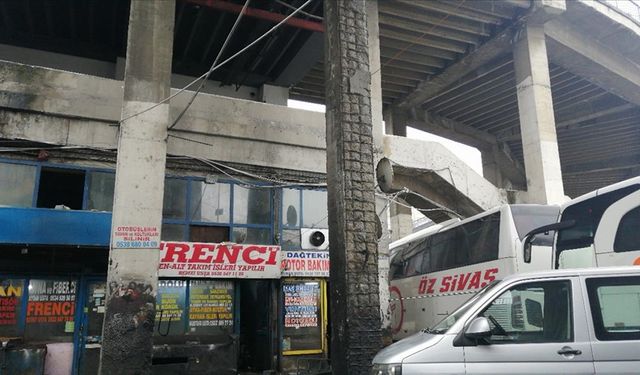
[0,0,638,197]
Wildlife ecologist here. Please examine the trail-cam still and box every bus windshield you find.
[428,281,499,334]
[511,205,560,246]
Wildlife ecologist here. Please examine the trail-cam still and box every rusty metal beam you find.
[185,0,324,32]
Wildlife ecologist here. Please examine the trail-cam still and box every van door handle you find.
[557,347,582,356]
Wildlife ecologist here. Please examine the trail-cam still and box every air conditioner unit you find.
[301,228,329,250]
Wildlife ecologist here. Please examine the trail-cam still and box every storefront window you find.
[191,181,231,223]
[282,280,324,354]
[233,186,271,225]
[0,279,25,338]
[282,230,301,251]
[24,279,77,342]
[156,280,187,336]
[302,190,328,228]
[233,227,272,244]
[87,171,115,211]
[188,280,234,336]
[163,178,188,219]
[162,224,185,241]
[0,162,36,207]
[282,189,301,228]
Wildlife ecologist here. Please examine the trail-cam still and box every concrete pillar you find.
[259,84,289,105]
[324,0,383,373]
[390,106,408,136]
[481,145,505,188]
[99,1,174,374]
[389,202,413,242]
[513,23,565,204]
[366,0,392,342]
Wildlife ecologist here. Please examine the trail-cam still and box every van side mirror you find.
[465,317,492,340]
[522,220,576,263]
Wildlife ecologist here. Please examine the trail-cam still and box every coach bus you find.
[524,176,640,269]
[388,204,560,340]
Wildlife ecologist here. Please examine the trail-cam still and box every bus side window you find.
[614,206,640,253]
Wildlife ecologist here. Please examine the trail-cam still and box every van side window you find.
[586,276,640,341]
[479,280,573,344]
[614,207,640,253]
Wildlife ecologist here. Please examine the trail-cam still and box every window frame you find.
[613,206,640,253]
[476,279,574,345]
[586,276,640,341]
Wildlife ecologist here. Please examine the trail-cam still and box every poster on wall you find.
[188,280,234,334]
[25,279,77,338]
[0,279,24,337]
[282,280,323,352]
[281,250,330,277]
[159,242,281,279]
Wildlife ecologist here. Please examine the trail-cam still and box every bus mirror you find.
[522,220,576,264]
[524,238,533,264]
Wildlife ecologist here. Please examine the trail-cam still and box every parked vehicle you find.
[373,266,640,375]
[389,204,559,340]
[524,176,640,269]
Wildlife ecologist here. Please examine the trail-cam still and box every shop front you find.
[0,157,331,374]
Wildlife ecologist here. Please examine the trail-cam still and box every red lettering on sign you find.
[214,244,242,264]
[160,242,190,263]
[439,276,452,293]
[417,267,501,295]
[243,246,266,265]
[190,243,214,263]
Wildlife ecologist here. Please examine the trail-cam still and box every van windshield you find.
[427,281,499,334]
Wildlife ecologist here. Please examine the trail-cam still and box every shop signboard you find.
[159,241,282,279]
[281,250,330,277]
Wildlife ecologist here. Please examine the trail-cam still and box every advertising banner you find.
[281,250,330,277]
[159,241,282,279]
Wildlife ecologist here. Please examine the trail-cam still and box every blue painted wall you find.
[0,207,111,246]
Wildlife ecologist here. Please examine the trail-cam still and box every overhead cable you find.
[120,0,315,125]
[168,0,251,130]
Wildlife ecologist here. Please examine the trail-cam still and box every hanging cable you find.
[168,0,251,131]
[121,0,315,125]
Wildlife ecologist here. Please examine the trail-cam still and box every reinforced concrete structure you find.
[0,0,638,373]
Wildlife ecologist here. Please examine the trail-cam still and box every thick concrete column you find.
[389,203,413,242]
[366,0,392,341]
[99,1,174,374]
[389,106,408,136]
[324,0,383,373]
[513,23,565,204]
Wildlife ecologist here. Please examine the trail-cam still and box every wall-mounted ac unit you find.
[301,228,329,250]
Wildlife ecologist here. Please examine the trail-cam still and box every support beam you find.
[324,1,382,373]
[563,154,640,175]
[545,18,640,106]
[274,32,323,86]
[100,1,175,374]
[395,25,517,108]
[513,23,565,204]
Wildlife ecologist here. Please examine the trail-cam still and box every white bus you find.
[388,204,560,340]
[524,176,640,269]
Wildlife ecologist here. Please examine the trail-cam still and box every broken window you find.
[36,168,85,209]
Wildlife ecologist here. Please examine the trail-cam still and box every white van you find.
[372,267,640,375]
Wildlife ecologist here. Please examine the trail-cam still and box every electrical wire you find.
[168,0,251,131]
[275,0,323,21]
[121,0,315,125]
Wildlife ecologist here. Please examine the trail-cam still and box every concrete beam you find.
[379,136,507,216]
[395,25,517,108]
[545,18,640,107]
[563,154,640,175]
[274,32,323,87]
